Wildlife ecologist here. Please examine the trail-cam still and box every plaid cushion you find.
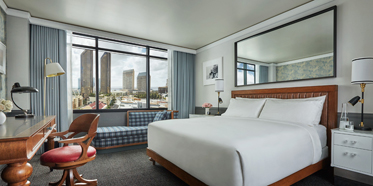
[92,135,147,148]
[128,111,177,126]
[173,112,178,119]
[153,111,167,122]
[95,126,148,139]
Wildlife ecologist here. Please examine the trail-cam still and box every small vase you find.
[0,112,6,125]
[205,108,210,115]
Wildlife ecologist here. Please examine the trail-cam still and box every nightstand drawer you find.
[334,133,372,150]
[333,145,372,173]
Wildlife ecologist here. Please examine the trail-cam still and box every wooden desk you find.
[0,116,56,186]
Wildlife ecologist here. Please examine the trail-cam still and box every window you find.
[71,33,168,112]
[237,62,255,86]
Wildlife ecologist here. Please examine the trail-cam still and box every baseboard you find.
[334,175,372,186]
[96,144,148,154]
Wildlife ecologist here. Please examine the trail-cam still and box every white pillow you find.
[222,98,266,118]
[259,96,326,126]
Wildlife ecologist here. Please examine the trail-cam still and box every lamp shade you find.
[215,79,224,92]
[11,82,38,93]
[348,96,360,106]
[45,62,65,77]
[351,57,373,84]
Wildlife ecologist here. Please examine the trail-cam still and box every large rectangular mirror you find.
[235,6,336,86]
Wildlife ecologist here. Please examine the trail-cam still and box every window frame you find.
[72,32,168,113]
[236,62,256,85]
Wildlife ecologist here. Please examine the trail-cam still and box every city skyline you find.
[71,38,168,90]
[71,35,169,110]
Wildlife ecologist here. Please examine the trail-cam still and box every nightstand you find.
[189,114,215,118]
[331,129,373,176]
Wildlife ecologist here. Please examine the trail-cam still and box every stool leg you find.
[49,169,68,186]
[73,168,97,185]
[66,169,74,186]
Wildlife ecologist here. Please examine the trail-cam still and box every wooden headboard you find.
[231,85,338,149]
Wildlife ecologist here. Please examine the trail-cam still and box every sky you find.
[70,35,168,90]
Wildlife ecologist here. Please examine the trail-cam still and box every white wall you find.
[195,0,373,113]
[6,15,30,110]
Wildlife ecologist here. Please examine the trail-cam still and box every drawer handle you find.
[350,153,356,157]
[343,140,348,143]
[350,141,356,144]
[343,152,348,155]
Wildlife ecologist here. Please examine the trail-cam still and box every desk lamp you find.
[349,57,373,131]
[11,82,38,118]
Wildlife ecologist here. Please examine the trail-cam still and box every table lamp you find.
[44,58,65,116]
[349,57,373,131]
[215,79,224,116]
[11,82,39,118]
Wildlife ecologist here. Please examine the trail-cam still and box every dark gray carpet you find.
[0,148,334,186]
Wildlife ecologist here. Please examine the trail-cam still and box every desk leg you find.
[1,162,33,186]
[47,129,57,151]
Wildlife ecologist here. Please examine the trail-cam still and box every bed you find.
[147,85,338,186]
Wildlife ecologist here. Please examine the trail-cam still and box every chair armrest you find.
[169,110,179,119]
[48,130,69,138]
[58,135,89,144]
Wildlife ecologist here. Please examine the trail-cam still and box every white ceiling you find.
[237,10,334,63]
[4,0,311,49]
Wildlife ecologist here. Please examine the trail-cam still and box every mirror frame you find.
[234,6,337,87]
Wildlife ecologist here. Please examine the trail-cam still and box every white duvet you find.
[148,116,322,186]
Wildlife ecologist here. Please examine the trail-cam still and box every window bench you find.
[92,110,178,150]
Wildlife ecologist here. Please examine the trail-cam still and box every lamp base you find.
[15,114,34,118]
[354,126,372,131]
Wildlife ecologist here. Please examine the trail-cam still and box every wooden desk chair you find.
[40,114,100,186]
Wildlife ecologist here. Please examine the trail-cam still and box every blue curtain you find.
[171,51,195,118]
[30,25,68,133]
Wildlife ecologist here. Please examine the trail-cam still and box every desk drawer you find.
[333,145,372,173]
[334,133,372,150]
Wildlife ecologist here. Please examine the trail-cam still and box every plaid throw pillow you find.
[153,111,167,122]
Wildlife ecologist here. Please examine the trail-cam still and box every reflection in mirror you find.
[235,7,336,86]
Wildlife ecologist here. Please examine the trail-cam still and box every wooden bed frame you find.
[147,85,338,186]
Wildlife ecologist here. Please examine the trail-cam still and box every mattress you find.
[148,116,323,186]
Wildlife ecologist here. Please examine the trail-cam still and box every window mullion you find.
[95,37,99,111]
[146,46,150,109]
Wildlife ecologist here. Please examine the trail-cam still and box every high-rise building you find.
[81,50,94,99]
[78,78,81,90]
[123,69,134,90]
[100,52,111,94]
[137,72,150,92]
[158,87,168,94]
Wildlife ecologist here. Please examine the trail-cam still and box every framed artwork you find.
[0,42,5,74]
[203,57,223,85]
